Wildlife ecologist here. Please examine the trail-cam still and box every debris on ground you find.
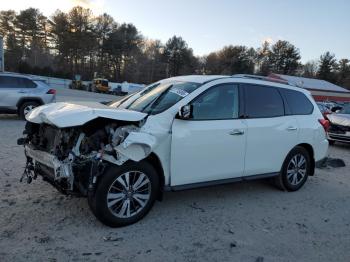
[103,236,124,242]
[189,202,205,212]
[34,236,51,244]
[316,157,346,169]
[230,241,237,248]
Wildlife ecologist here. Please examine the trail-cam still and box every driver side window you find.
[190,84,239,120]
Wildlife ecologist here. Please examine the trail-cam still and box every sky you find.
[1,0,350,62]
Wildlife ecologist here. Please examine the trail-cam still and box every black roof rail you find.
[231,74,297,87]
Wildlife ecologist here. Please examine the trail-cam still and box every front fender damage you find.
[117,132,156,161]
[102,132,156,165]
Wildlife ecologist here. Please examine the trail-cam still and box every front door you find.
[170,83,247,186]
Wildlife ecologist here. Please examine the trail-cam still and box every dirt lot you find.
[55,88,118,103]
[0,91,349,261]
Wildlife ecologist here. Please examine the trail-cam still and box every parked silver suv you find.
[0,73,56,119]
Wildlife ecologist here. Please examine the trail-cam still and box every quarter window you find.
[190,84,239,120]
[281,89,314,115]
[243,84,284,118]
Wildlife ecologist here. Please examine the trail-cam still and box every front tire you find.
[88,161,159,227]
[276,146,311,191]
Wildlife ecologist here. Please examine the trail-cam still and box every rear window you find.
[281,89,314,115]
[243,84,284,118]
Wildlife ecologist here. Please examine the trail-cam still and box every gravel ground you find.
[0,89,350,261]
[55,88,118,102]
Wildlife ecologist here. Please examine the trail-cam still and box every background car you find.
[327,104,350,144]
[317,102,332,118]
[0,73,56,119]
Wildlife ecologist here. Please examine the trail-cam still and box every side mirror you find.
[177,104,192,120]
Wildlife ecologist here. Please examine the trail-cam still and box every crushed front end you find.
[18,118,154,196]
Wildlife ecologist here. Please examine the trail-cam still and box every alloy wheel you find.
[286,154,307,186]
[107,171,151,218]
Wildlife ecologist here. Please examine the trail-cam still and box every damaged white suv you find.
[19,75,329,227]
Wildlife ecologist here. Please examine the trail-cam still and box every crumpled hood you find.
[327,113,350,127]
[26,102,147,128]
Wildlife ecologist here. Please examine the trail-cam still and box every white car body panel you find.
[244,115,299,176]
[115,132,157,162]
[170,119,247,186]
[25,75,329,188]
[26,101,147,128]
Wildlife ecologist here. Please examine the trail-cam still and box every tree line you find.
[0,6,349,89]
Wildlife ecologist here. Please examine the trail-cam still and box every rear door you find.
[171,83,247,186]
[242,84,299,176]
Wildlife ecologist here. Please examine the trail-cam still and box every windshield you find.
[339,105,350,114]
[126,81,200,115]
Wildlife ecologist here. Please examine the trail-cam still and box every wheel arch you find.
[295,143,315,176]
[144,152,165,201]
[16,97,44,109]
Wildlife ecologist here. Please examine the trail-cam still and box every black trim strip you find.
[165,172,279,191]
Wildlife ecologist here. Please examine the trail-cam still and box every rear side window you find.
[0,76,36,88]
[281,89,314,115]
[21,78,36,88]
[243,84,284,118]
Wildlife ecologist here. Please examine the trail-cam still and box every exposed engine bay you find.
[18,118,155,195]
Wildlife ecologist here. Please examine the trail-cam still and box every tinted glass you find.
[127,81,200,115]
[190,84,239,120]
[0,76,21,88]
[244,84,284,118]
[0,76,36,88]
[282,89,314,115]
[22,78,36,88]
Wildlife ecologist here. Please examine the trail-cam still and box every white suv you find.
[19,75,329,227]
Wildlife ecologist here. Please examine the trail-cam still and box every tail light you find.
[318,119,330,132]
[47,89,56,95]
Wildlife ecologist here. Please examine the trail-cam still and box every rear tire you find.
[19,101,39,120]
[275,146,311,191]
[88,161,159,227]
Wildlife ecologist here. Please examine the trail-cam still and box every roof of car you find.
[163,74,311,94]
[0,72,36,80]
[164,75,229,84]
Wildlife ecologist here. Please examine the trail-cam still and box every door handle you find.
[229,129,244,135]
[18,90,27,94]
[286,126,298,131]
